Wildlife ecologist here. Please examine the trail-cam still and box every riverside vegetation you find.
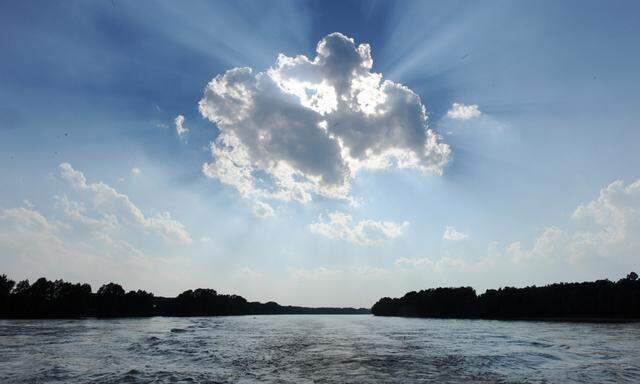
[2,272,639,320]
[372,272,640,320]
[0,274,368,318]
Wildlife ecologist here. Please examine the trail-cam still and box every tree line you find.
[372,272,640,320]
[0,274,369,318]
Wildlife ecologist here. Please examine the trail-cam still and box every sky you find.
[1,0,640,307]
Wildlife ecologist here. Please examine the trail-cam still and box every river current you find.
[1,315,639,383]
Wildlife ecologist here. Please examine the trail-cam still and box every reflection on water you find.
[1,315,639,383]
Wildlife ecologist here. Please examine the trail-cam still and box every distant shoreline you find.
[372,272,640,321]
[0,312,374,320]
[0,312,373,320]
[373,315,640,324]
[0,273,369,319]
[2,315,638,324]
[4,272,640,321]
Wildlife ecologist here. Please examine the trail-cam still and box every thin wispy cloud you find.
[309,211,409,245]
[395,256,466,271]
[443,226,469,241]
[252,201,274,219]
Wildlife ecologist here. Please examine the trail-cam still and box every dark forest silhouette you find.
[0,274,369,318]
[372,272,640,320]
[4,272,640,320]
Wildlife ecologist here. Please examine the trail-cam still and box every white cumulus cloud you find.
[175,114,189,141]
[446,102,481,120]
[572,179,640,241]
[0,201,188,293]
[443,226,469,241]
[309,211,409,244]
[131,167,141,176]
[199,32,450,205]
[496,179,640,265]
[58,163,192,244]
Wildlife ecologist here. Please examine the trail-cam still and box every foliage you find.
[0,274,369,318]
[371,273,640,320]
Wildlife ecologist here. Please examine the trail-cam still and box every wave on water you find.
[1,316,640,383]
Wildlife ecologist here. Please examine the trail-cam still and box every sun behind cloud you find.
[198,33,450,208]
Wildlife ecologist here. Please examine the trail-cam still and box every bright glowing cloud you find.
[309,211,409,244]
[199,33,450,205]
[443,226,469,241]
[131,167,141,176]
[446,102,481,120]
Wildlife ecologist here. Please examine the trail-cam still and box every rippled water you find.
[1,315,639,383]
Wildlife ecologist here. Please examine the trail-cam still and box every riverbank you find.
[372,273,640,321]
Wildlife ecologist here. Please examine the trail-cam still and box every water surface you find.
[1,315,639,383]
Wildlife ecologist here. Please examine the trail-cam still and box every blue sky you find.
[2,0,640,307]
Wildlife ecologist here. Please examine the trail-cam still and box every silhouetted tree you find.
[97,282,125,296]
[0,274,14,296]
[0,274,15,315]
[95,283,126,316]
[0,273,368,318]
[372,273,640,320]
[123,290,154,316]
[13,279,30,294]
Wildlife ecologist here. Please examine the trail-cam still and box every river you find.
[1,315,639,383]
